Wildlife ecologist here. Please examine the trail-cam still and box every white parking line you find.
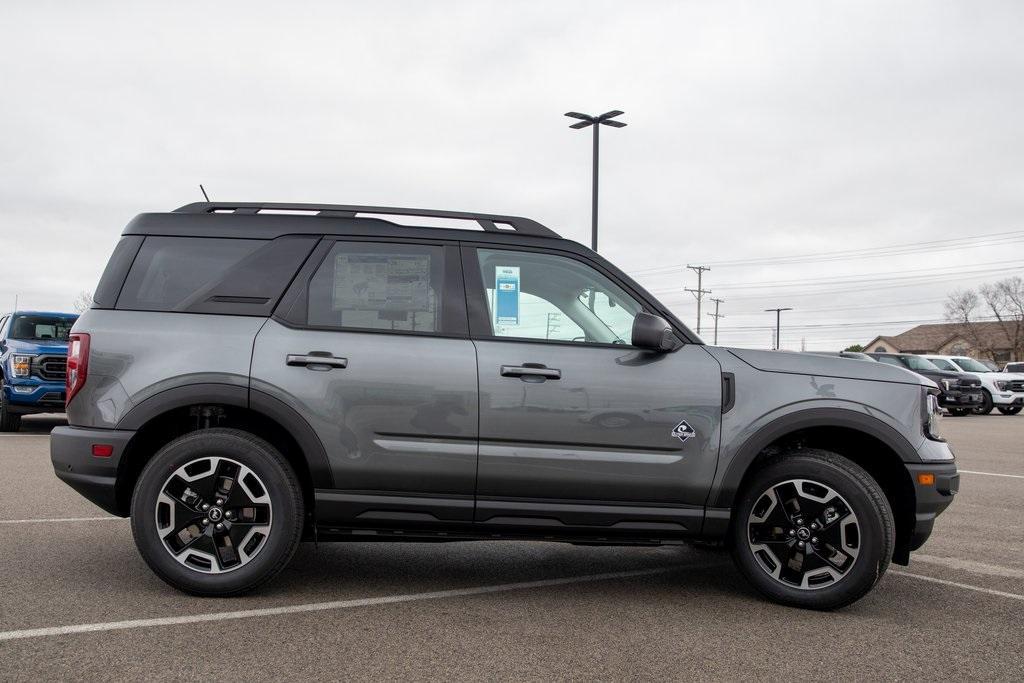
[892,570,1024,602]
[0,516,125,525]
[0,565,683,642]
[959,469,1024,480]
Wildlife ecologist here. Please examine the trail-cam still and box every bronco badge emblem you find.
[671,420,696,443]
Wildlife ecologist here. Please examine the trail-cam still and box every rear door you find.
[251,238,479,527]
[463,245,722,536]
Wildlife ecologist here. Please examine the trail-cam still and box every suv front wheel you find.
[131,428,304,596]
[731,449,894,610]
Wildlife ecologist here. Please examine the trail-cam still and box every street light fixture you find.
[565,110,626,252]
[764,307,793,350]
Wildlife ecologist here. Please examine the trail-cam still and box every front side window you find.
[9,315,77,341]
[307,241,444,333]
[928,358,957,371]
[475,248,643,345]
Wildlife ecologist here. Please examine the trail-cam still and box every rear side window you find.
[116,236,318,315]
[306,241,445,333]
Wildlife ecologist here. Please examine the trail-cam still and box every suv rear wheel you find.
[130,428,303,595]
[731,449,894,610]
[0,378,22,432]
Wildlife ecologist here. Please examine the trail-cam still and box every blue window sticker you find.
[494,266,520,327]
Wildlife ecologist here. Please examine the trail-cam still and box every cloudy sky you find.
[2,0,1022,350]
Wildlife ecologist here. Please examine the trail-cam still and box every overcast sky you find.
[2,0,1022,350]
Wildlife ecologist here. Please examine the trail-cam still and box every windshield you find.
[952,357,991,373]
[9,315,77,342]
[902,355,941,371]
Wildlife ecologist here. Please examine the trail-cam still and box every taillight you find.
[66,333,90,406]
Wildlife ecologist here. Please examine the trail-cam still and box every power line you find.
[625,229,1024,276]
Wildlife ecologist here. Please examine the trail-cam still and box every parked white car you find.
[922,355,1024,415]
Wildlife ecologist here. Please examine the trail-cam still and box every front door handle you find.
[286,353,348,370]
[500,364,561,380]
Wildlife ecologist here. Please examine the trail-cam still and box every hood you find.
[725,348,929,386]
[3,338,69,355]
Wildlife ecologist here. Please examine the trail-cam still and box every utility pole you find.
[764,307,793,350]
[564,110,627,252]
[707,297,725,345]
[685,265,711,335]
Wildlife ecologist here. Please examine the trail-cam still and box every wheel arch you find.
[113,384,332,525]
[713,408,919,565]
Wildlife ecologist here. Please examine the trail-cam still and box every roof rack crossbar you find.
[173,202,559,238]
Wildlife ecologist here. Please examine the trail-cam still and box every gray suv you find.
[51,202,958,609]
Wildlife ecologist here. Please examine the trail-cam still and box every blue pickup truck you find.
[0,311,78,431]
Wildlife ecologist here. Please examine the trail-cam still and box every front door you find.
[464,246,722,536]
[251,239,478,526]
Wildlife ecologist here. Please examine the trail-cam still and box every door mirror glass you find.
[631,312,675,352]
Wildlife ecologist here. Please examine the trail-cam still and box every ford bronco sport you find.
[51,202,958,609]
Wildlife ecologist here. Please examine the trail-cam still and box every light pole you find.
[764,307,793,350]
[565,110,626,252]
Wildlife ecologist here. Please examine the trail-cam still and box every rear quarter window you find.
[116,236,318,315]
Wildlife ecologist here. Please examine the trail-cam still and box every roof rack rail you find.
[173,202,560,238]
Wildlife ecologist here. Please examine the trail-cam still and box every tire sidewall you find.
[731,454,891,610]
[973,390,993,415]
[131,429,303,595]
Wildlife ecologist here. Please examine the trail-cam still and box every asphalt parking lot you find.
[1,415,1022,680]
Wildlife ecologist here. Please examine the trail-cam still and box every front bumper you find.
[50,425,135,516]
[905,460,959,554]
[992,393,1024,406]
[939,388,983,407]
[3,379,66,413]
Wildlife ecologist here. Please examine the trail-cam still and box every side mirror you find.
[631,312,675,352]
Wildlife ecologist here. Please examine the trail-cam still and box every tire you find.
[997,406,1022,415]
[947,408,969,416]
[973,390,993,415]
[130,428,304,596]
[0,379,22,432]
[730,449,894,610]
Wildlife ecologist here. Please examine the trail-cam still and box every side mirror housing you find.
[631,312,675,352]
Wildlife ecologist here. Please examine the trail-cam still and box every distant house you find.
[863,321,1021,363]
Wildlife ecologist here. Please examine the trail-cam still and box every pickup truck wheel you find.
[997,406,1022,415]
[130,428,303,596]
[0,379,22,432]
[946,408,970,416]
[731,449,894,610]
[972,390,993,415]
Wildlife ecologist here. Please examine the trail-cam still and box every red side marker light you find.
[92,444,114,458]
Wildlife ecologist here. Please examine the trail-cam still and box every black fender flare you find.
[116,382,333,489]
[710,407,920,510]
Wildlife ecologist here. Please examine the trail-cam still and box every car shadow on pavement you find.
[17,414,67,434]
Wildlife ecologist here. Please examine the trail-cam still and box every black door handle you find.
[286,353,348,370]
[501,364,561,380]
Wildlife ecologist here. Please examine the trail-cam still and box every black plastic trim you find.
[711,407,922,509]
[721,372,735,414]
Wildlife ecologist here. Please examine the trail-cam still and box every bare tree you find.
[72,290,93,314]
[945,277,1024,361]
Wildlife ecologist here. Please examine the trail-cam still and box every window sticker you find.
[494,265,520,328]
[332,254,432,312]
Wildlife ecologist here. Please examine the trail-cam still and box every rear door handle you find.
[500,364,561,380]
[286,353,348,369]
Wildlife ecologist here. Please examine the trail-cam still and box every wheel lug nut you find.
[797,541,805,548]
[202,518,209,525]
[811,522,818,530]
[202,504,210,511]
[215,523,224,530]
[788,529,796,536]
[216,499,224,506]
[225,511,233,519]
[812,537,819,544]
